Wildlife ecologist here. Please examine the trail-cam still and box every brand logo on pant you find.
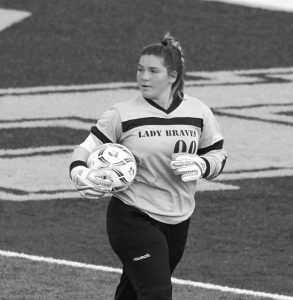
[133,253,151,262]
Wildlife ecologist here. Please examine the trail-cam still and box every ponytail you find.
[161,33,185,99]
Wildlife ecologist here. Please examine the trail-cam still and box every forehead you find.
[138,55,166,68]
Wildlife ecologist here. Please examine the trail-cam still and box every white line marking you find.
[1,250,292,299]
[0,8,31,32]
[202,0,293,13]
[0,82,137,95]
[0,119,91,130]
[0,67,292,96]
[0,145,74,156]
[219,168,293,180]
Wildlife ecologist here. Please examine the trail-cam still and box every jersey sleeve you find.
[79,106,122,152]
[198,106,227,180]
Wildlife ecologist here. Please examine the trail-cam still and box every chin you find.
[141,91,154,99]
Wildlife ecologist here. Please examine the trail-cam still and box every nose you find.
[140,70,150,81]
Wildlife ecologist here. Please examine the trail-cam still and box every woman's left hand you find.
[170,153,206,182]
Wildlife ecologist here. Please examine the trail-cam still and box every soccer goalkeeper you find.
[70,33,227,300]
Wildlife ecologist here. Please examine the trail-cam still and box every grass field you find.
[0,0,293,299]
[1,255,277,300]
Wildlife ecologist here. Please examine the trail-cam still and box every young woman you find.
[70,33,227,300]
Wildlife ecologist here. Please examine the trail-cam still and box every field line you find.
[0,67,292,96]
[1,250,293,300]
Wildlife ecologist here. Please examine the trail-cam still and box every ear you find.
[169,71,177,84]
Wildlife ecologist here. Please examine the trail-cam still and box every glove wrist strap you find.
[69,160,88,178]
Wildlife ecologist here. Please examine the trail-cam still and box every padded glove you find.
[71,166,113,199]
[170,153,206,182]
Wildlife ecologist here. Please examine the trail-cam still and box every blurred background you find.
[0,1,292,299]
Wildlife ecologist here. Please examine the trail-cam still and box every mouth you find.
[141,85,151,89]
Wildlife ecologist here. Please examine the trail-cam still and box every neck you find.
[152,89,174,109]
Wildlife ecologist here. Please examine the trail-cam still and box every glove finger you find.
[171,152,192,161]
[95,168,113,178]
[75,172,112,193]
[170,159,194,169]
[80,189,105,199]
[73,174,92,189]
[86,169,113,189]
[171,153,181,161]
[174,164,200,175]
[93,185,112,194]
[181,172,202,182]
[89,176,112,188]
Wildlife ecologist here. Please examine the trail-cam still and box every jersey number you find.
[174,140,196,154]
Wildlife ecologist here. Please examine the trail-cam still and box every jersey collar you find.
[144,93,183,114]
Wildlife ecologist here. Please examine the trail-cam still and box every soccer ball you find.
[87,143,137,192]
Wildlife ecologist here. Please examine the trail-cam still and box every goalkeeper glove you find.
[71,166,113,199]
[170,153,206,182]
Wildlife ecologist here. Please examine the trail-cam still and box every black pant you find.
[106,197,190,300]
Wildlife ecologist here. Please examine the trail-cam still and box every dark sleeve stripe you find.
[201,157,211,178]
[197,139,224,156]
[122,117,203,132]
[90,126,113,144]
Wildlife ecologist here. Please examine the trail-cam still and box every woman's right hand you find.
[71,166,113,199]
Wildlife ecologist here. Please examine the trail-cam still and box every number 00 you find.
[174,140,196,154]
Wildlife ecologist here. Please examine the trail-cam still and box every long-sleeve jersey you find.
[80,93,227,224]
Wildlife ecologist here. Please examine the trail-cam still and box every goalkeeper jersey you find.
[80,93,227,224]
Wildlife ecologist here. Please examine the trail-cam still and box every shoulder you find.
[111,94,148,122]
[100,95,141,119]
[112,94,142,111]
[183,93,212,113]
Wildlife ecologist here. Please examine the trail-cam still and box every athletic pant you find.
[106,197,190,300]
